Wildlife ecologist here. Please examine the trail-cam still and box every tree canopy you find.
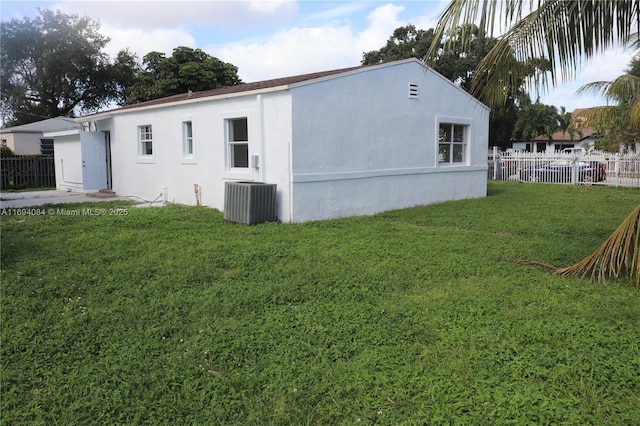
[126,47,242,104]
[1,9,138,126]
[512,102,559,141]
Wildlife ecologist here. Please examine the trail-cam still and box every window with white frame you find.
[438,123,467,164]
[183,121,193,158]
[138,125,153,156]
[226,117,249,168]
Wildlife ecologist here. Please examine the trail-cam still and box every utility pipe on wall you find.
[194,183,200,206]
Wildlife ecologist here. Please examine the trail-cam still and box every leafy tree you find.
[126,47,242,104]
[513,102,559,141]
[363,24,506,91]
[432,25,499,92]
[362,25,435,66]
[1,9,138,126]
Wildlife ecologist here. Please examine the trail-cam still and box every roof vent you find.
[408,83,419,99]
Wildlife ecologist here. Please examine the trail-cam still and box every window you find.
[227,117,249,168]
[183,121,193,158]
[438,123,466,164]
[139,125,153,156]
[1,139,7,147]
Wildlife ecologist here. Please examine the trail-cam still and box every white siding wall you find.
[107,92,293,219]
[289,61,489,222]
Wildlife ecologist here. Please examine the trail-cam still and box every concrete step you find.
[86,189,117,199]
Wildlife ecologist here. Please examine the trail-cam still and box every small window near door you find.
[138,125,153,157]
[183,121,194,158]
[226,117,249,168]
[40,138,54,155]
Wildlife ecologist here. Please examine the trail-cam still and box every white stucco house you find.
[44,59,490,223]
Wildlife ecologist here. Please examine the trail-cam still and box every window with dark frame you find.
[227,117,249,168]
[183,121,193,158]
[438,123,466,164]
[139,125,153,156]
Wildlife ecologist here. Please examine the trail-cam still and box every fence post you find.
[492,146,499,180]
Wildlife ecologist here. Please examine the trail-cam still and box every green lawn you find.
[2,181,639,425]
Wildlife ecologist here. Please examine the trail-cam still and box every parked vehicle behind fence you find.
[518,159,606,183]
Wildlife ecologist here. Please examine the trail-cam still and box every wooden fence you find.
[0,155,56,190]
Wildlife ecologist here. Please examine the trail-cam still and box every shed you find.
[1,117,79,155]
[46,59,490,222]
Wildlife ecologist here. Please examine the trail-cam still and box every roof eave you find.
[86,85,289,119]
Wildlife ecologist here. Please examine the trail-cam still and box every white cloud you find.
[44,0,298,64]
[356,4,405,53]
[213,25,357,82]
[100,24,196,60]
[211,3,408,82]
[539,47,633,111]
[51,1,296,30]
[248,0,294,14]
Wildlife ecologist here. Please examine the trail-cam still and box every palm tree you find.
[513,102,559,142]
[429,1,639,109]
[428,1,640,285]
[573,73,640,151]
[557,106,574,142]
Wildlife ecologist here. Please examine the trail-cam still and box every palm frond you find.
[557,205,640,287]
[569,105,618,130]
[629,98,640,128]
[430,0,640,108]
[576,74,640,103]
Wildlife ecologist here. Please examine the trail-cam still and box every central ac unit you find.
[224,181,277,224]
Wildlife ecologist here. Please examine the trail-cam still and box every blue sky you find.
[1,0,635,112]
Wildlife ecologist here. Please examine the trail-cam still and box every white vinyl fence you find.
[488,149,640,188]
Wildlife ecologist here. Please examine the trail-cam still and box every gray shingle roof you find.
[1,117,81,133]
[118,65,363,111]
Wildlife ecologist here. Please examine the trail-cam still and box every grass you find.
[1,181,639,425]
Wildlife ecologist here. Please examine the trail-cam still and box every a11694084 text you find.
[1,207,128,216]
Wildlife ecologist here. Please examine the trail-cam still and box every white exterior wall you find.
[289,61,489,222]
[75,59,489,223]
[104,91,293,219]
[52,134,83,191]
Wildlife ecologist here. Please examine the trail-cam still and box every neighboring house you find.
[0,117,80,155]
[44,59,490,223]
[511,109,599,153]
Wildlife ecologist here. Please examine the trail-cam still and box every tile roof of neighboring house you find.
[532,109,597,142]
[0,117,81,133]
[117,65,364,111]
[533,127,597,142]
